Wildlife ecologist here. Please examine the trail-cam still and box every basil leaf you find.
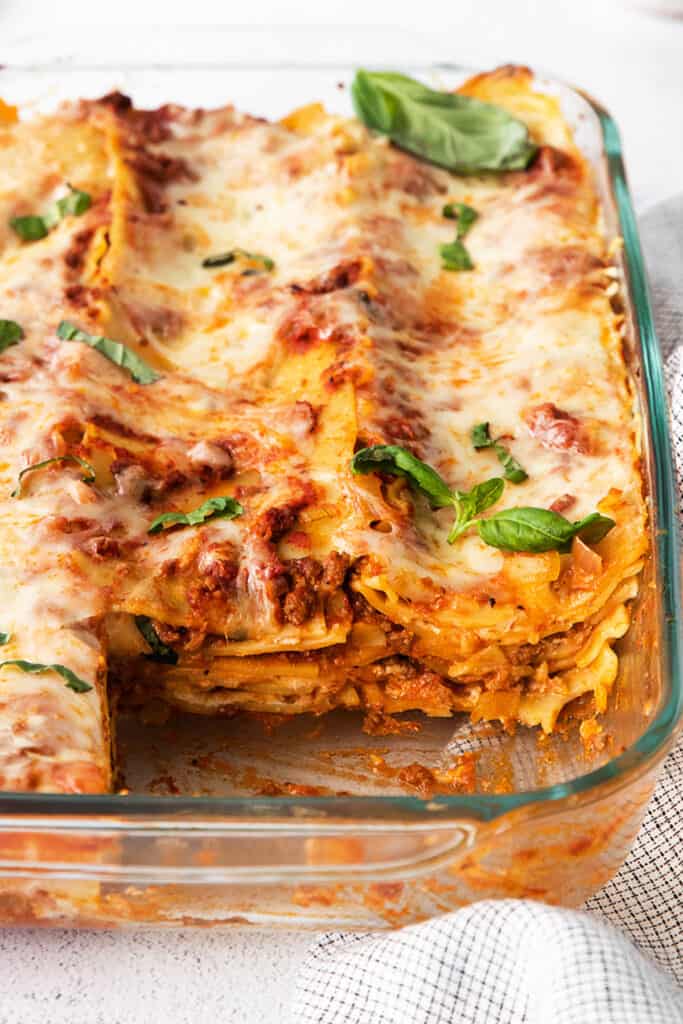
[351,70,537,173]
[57,320,160,385]
[0,659,92,693]
[203,248,275,271]
[11,454,96,497]
[471,422,528,483]
[494,446,528,485]
[448,477,504,543]
[440,239,473,272]
[478,507,571,551]
[135,616,178,665]
[477,507,615,553]
[442,202,478,237]
[462,477,506,517]
[0,633,11,646]
[0,320,23,352]
[571,512,617,546]
[10,215,48,241]
[351,445,455,509]
[10,185,91,241]
[148,496,244,534]
[471,422,492,449]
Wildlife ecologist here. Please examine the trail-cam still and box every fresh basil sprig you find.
[351,71,537,174]
[57,320,160,385]
[351,444,503,544]
[10,185,91,242]
[0,659,92,693]
[471,422,528,483]
[10,216,48,242]
[0,320,23,352]
[0,633,11,646]
[11,455,96,498]
[351,444,615,552]
[148,496,244,535]
[202,248,275,272]
[477,508,615,553]
[135,616,178,665]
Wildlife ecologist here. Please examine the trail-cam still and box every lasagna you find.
[0,66,647,794]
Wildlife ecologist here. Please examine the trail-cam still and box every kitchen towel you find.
[292,196,683,1024]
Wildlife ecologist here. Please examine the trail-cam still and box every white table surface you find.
[1,2,682,1021]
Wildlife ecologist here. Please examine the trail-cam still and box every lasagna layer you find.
[0,66,646,792]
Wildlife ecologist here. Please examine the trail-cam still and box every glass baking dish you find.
[0,30,680,929]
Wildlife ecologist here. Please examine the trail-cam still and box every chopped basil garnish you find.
[471,422,494,448]
[440,239,473,272]
[477,508,615,553]
[441,201,478,272]
[10,185,91,242]
[202,248,274,271]
[0,659,92,693]
[351,70,537,173]
[10,215,49,241]
[148,496,244,534]
[49,186,92,222]
[351,444,614,551]
[202,253,236,268]
[442,202,478,234]
[135,616,178,665]
[11,455,96,497]
[351,444,503,544]
[57,320,160,385]
[472,422,528,483]
[0,320,23,352]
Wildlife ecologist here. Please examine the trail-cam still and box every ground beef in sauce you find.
[280,553,351,625]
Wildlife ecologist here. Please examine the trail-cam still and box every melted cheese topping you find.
[0,68,647,791]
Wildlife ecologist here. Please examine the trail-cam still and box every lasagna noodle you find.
[0,67,647,793]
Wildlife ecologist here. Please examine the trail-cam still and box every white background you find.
[1,2,682,1021]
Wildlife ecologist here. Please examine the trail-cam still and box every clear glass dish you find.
[0,31,680,928]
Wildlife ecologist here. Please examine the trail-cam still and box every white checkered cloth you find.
[292,198,683,1023]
